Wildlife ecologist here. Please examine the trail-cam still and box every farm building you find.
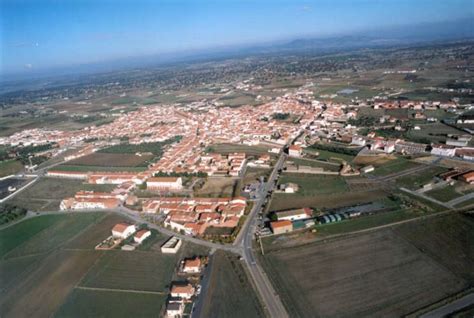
[460,171,474,184]
[271,220,293,235]
[360,165,375,174]
[170,284,195,300]
[275,208,312,221]
[161,236,182,254]
[147,177,183,191]
[431,144,456,157]
[183,257,202,274]
[279,182,299,193]
[133,229,151,244]
[111,223,136,239]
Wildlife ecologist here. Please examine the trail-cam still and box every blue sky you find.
[1,0,473,74]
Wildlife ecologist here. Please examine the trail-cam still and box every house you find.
[395,141,427,154]
[279,182,299,193]
[460,171,474,184]
[147,177,183,191]
[170,284,195,300]
[431,144,456,157]
[275,208,312,221]
[288,145,302,157]
[166,302,184,317]
[351,135,367,147]
[270,220,293,234]
[133,229,151,244]
[111,223,136,239]
[183,257,202,274]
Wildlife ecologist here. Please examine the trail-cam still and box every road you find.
[234,150,289,318]
[191,250,215,318]
[420,292,474,318]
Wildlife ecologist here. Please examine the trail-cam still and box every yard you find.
[260,226,467,318]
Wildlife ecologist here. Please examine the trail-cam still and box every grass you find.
[305,148,355,163]
[208,143,273,157]
[0,160,23,177]
[67,153,153,167]
[54,289,166,318]
[200,251,265,318]
[278,173,348,196]
[426,185,463,202]
[52,164,147,172]
[288,158,340,172]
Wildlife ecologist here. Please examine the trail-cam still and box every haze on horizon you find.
[1,0,473,75]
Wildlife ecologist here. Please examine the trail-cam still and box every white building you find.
[276,208,312,221]
[431,144,456,157]
[288,145,302,157]
[351,135,367,147]
[147,177,183,191]
[166,302,184,317]
[133,229,151,244]
[170,284,195,300]
[183,258,202,274]
[161,236,182,254]
[360,165,375,173]
[111,223,136,239]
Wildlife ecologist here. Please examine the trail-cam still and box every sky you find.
[1,0,473,75]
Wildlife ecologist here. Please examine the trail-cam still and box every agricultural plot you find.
[261,228,466,318]
[405,122,465,145]
[288,158,340,172]
[195,177,238,198]
[425,185,463,202]
[79,250,178,292]
[54,289,166,318]
[369,157,420,176]
[208,143,273,157]
[5,213,104,258]
[200,251,265,318]
[67,153,153,167]
[278,173,348,196]
[394,166,448,189]
[305,148,356,163]
[8,177,116,211]
[0,160,23,177]
[270,190,387,211]
[0,250,102,318]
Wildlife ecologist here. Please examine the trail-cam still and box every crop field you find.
[200,251,265,318]
[393,213,474,283]
[195,177,238,198]
[278,173,348,196]
[304,148,355,163]
[54,289,166,318]
[0,160,23,177]
[288,158,340,171]
[405,122,465,144]
[261,227,467,318]
[8,177,116,211]
[67,152,153,167]
[270,190,387,211]
[394,166,449,189]
[209,143,273,157]
[0,250,102,318]
[369,157,421,176]
[425,185,463,202]
[79,250,178,292]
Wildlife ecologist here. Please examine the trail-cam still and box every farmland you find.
[8,177,116,211]
[0,160,23,177]
[278,173,348,196]
[200,251,265,318]
[369,157,421,176]
[0,212,199,317]
[67,152,153,167]
[260,216,470,318]
[269,189,387,211]
[195,177,238,198]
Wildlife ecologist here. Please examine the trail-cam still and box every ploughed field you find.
[260,213,473,318]
[67,152,153,167]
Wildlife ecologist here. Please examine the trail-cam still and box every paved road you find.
[400,187,452,209]
[235,150,289,318]
[420,292,474,318]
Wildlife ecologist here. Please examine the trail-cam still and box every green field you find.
[426,185,463,202]
[304,148,355,163]
[370,157,420,176]
[394,166,449,189]
[0,160,23,177]
[288,157,340,172]
[55,289,166,318]
[52,164,146,172]
[200,251,265,318]
[208,143,273,157]
[278,173,348,196]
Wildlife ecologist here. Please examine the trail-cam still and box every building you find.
[133,229,151,244]
[112,223,136,239]
[161,236,182,254]
[275,208,312,221]
[431,144,456,157]
[270,220,293,234]
[166,302,184,317]
[460,171,474,184]
[288,145,302,157]
[147,177,183,191]
[279,182,299,193]
[395,141,427,154]
[351,135,367,147]
[170,284,195,300]
[183,257,202,274]
[360,165,375,174]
